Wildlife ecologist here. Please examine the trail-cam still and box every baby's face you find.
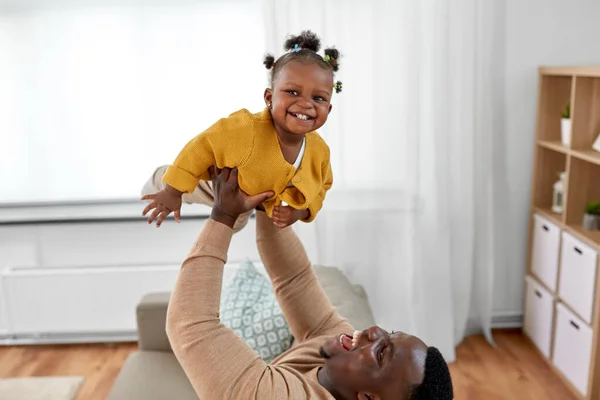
[267,60,334,135]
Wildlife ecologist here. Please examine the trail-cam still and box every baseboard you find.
[465,311,523,337]
[492,311,523,329]
[0,331,137,345]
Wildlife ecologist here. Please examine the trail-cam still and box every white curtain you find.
[0,0,265,204]
[264,0,507,362]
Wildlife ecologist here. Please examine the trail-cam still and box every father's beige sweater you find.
[166,212,354,399]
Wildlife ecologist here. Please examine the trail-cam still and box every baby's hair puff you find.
[263,30,343,94]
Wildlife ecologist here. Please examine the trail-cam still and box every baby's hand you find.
[272,203,310,228]
[141,186,183,227]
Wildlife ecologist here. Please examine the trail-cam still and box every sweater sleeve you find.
[166,219,327,399]
[256,211,345,342]
[163,110,255,194]
[303,158,333,223]
[165,220,264,399]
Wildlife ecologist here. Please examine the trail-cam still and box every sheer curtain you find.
[263,0,507,361]
[0,0,265,204]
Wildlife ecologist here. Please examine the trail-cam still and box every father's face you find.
[319,326,428,399]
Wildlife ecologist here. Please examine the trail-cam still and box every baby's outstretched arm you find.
[141,130,217,228]
[140,110,255,227]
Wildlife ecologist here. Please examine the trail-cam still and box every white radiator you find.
[0,216,264,344]
[0,261,265,344]
[1,264,179,338]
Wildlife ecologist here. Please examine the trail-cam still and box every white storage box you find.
[553,302,593,396]
[531,214,561,291]
[558,232,598,324]
[523,276,554,358]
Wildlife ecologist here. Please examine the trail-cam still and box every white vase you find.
[561,118,571,146]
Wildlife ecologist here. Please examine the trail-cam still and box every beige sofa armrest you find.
[313,265,376,330]
[137,292,172,352]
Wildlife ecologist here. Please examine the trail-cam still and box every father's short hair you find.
[408,347,453,399]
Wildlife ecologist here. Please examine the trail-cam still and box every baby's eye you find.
[313,96,324,101]
[286,90,298,95]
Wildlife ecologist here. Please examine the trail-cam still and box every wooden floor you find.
[0,329,579,400]
[0,341,136,400]
[451,330,578,400]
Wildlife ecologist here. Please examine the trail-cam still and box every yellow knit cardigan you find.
[163,107,333,222]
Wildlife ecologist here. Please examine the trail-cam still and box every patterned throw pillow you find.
[220,259,293,363]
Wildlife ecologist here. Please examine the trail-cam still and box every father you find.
[166,167,453,400]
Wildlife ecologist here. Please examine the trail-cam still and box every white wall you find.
[496,0,600,316]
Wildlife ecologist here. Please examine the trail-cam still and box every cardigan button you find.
[293,176,301,183]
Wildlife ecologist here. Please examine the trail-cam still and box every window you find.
[0,0,266,203]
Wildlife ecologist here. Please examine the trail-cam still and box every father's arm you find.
[166,218,274,399]
[256,211,350,342]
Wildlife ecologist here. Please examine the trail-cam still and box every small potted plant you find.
[583,201,600,230]
[561,102,571,146]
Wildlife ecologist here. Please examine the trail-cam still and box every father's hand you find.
[209,166,274,229]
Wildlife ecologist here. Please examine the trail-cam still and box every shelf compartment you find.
[532,147,568,214]
[537,75,573,143]
[565,157,600,248]
[571,77,600,151]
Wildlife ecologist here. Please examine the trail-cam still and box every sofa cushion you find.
[312,266,376,330]
[220,259,293,363]
[107,352,197,400]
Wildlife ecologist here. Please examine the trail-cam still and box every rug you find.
[0,376,84,400]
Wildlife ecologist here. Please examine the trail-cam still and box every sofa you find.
[108,265,377,400]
